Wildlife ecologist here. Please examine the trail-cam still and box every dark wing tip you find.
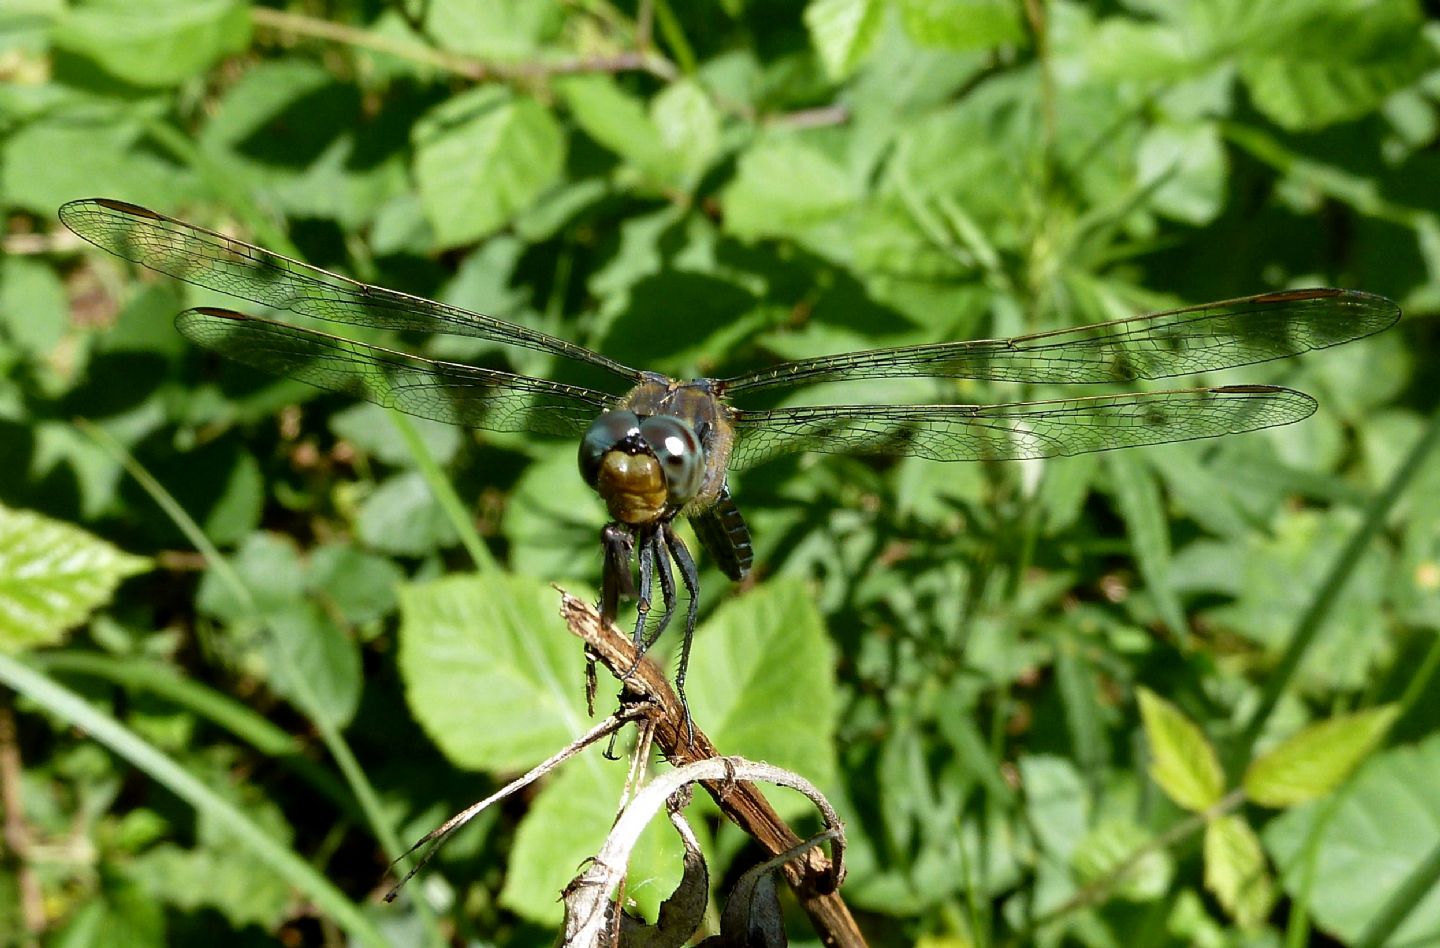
[184,306,249,321]
[1210,384,1287,393]
[59,197,163,222]
[1250,287,1347,304]
[95,197,162,218]
[1208,383,1318,423]
[1267,286,1401,327]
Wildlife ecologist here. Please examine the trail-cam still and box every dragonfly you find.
[60,197,1400,730]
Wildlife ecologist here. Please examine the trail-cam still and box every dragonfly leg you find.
[638,531,677,654]
[599,522,636,626]
[622,527,678,684]
[663,525,702,745]
[631,527,657,651]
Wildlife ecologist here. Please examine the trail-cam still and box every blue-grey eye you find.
[640,415,703,505]
[579,410,641,487]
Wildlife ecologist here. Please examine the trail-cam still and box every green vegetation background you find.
[2,1,1439,945]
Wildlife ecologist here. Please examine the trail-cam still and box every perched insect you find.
[60,197,1400,727]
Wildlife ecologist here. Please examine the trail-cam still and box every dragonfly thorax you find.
[580,410,704,525]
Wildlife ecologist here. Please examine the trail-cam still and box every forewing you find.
[721,289,1399,393]
[60,198,640,384]
[729,386,1317,468]
[177,308,614,437]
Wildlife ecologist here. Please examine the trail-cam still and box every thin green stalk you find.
[1397,634,1440,720]
[1353,838,1440,948]
[139,119,298,256]
[1236,405,1440,758]
[75,419,442,941]
[31,651,352,814]
[651,0,696,73]
[0,655,391,948]
[388,411,498,574]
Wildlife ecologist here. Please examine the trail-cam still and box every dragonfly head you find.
[580,411,704,525]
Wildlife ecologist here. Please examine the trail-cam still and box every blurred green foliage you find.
[2,0,1440,945]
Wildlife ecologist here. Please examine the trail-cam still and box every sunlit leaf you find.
[0,505,150,652]
[1244,705,1400,807]
[53,0,250,87]
[397,573,589,772]
[1073,819,1175,902]
[1238,0,1436,131]
[1138,688,1225,813]
[722,137,859,241]
[414,87,565,247]
[804,0,885,79]
[500,749,684,926]
[897,0,1025,51]
[1204,814,1276,928]
[1265,733,1440,944]
[685,580,839,799]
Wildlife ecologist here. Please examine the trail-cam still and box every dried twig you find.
[251,7,678,83]
[561,756,846,947]
[557,590,866,947]
[384,707,646,901]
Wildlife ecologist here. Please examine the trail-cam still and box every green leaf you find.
[1264,733,1440,944]
[50,876,165,947]
[1136,121,1227,225]
[1020,754,1089,860]
[0,257,67,360]
[0,505,150,652]
[195,532,306,624]
[264,602,362,729]
[684,580,839,796]
[1105,453,1187,637]
[1137,688,1224,812]
[397,573,589,772]
[558,75,671,182]
[354,470,460,556]
[424,0,562,59]
[53,0,251,88]
[413,87,564,248]
[804,0,885,79]
[722,136,859,242]
[1185,509,1392,692]
[651,79,722,189]
[197,448,263,546]
[1204,814,1276,928]
[0,656,389,947]
[329,403,460,469]
[1080,16,1204,83]
[1,115,192,215]
[1243,705,1399,807]
[503,446,607,584]
[1072,819,1175,902]
[130,840,292,929]
[307,544,404,626]
[500,751,684,926]
[1237,0,1437,131]
[897,0,1025,51]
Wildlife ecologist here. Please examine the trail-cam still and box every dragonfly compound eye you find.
[579,410,642,487]
[639,415,703,507]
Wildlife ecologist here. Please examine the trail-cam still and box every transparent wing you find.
[729,386,1316,468]
[721,289,1399,394]
[60,198,641,385]
[177,308,615,437]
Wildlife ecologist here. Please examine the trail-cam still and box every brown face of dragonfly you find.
[580,411,704,526]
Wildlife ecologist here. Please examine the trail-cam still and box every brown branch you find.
[765,104,851,130]
[558,591,867,948]
[251,7,678,83]
[0,701,44,942]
